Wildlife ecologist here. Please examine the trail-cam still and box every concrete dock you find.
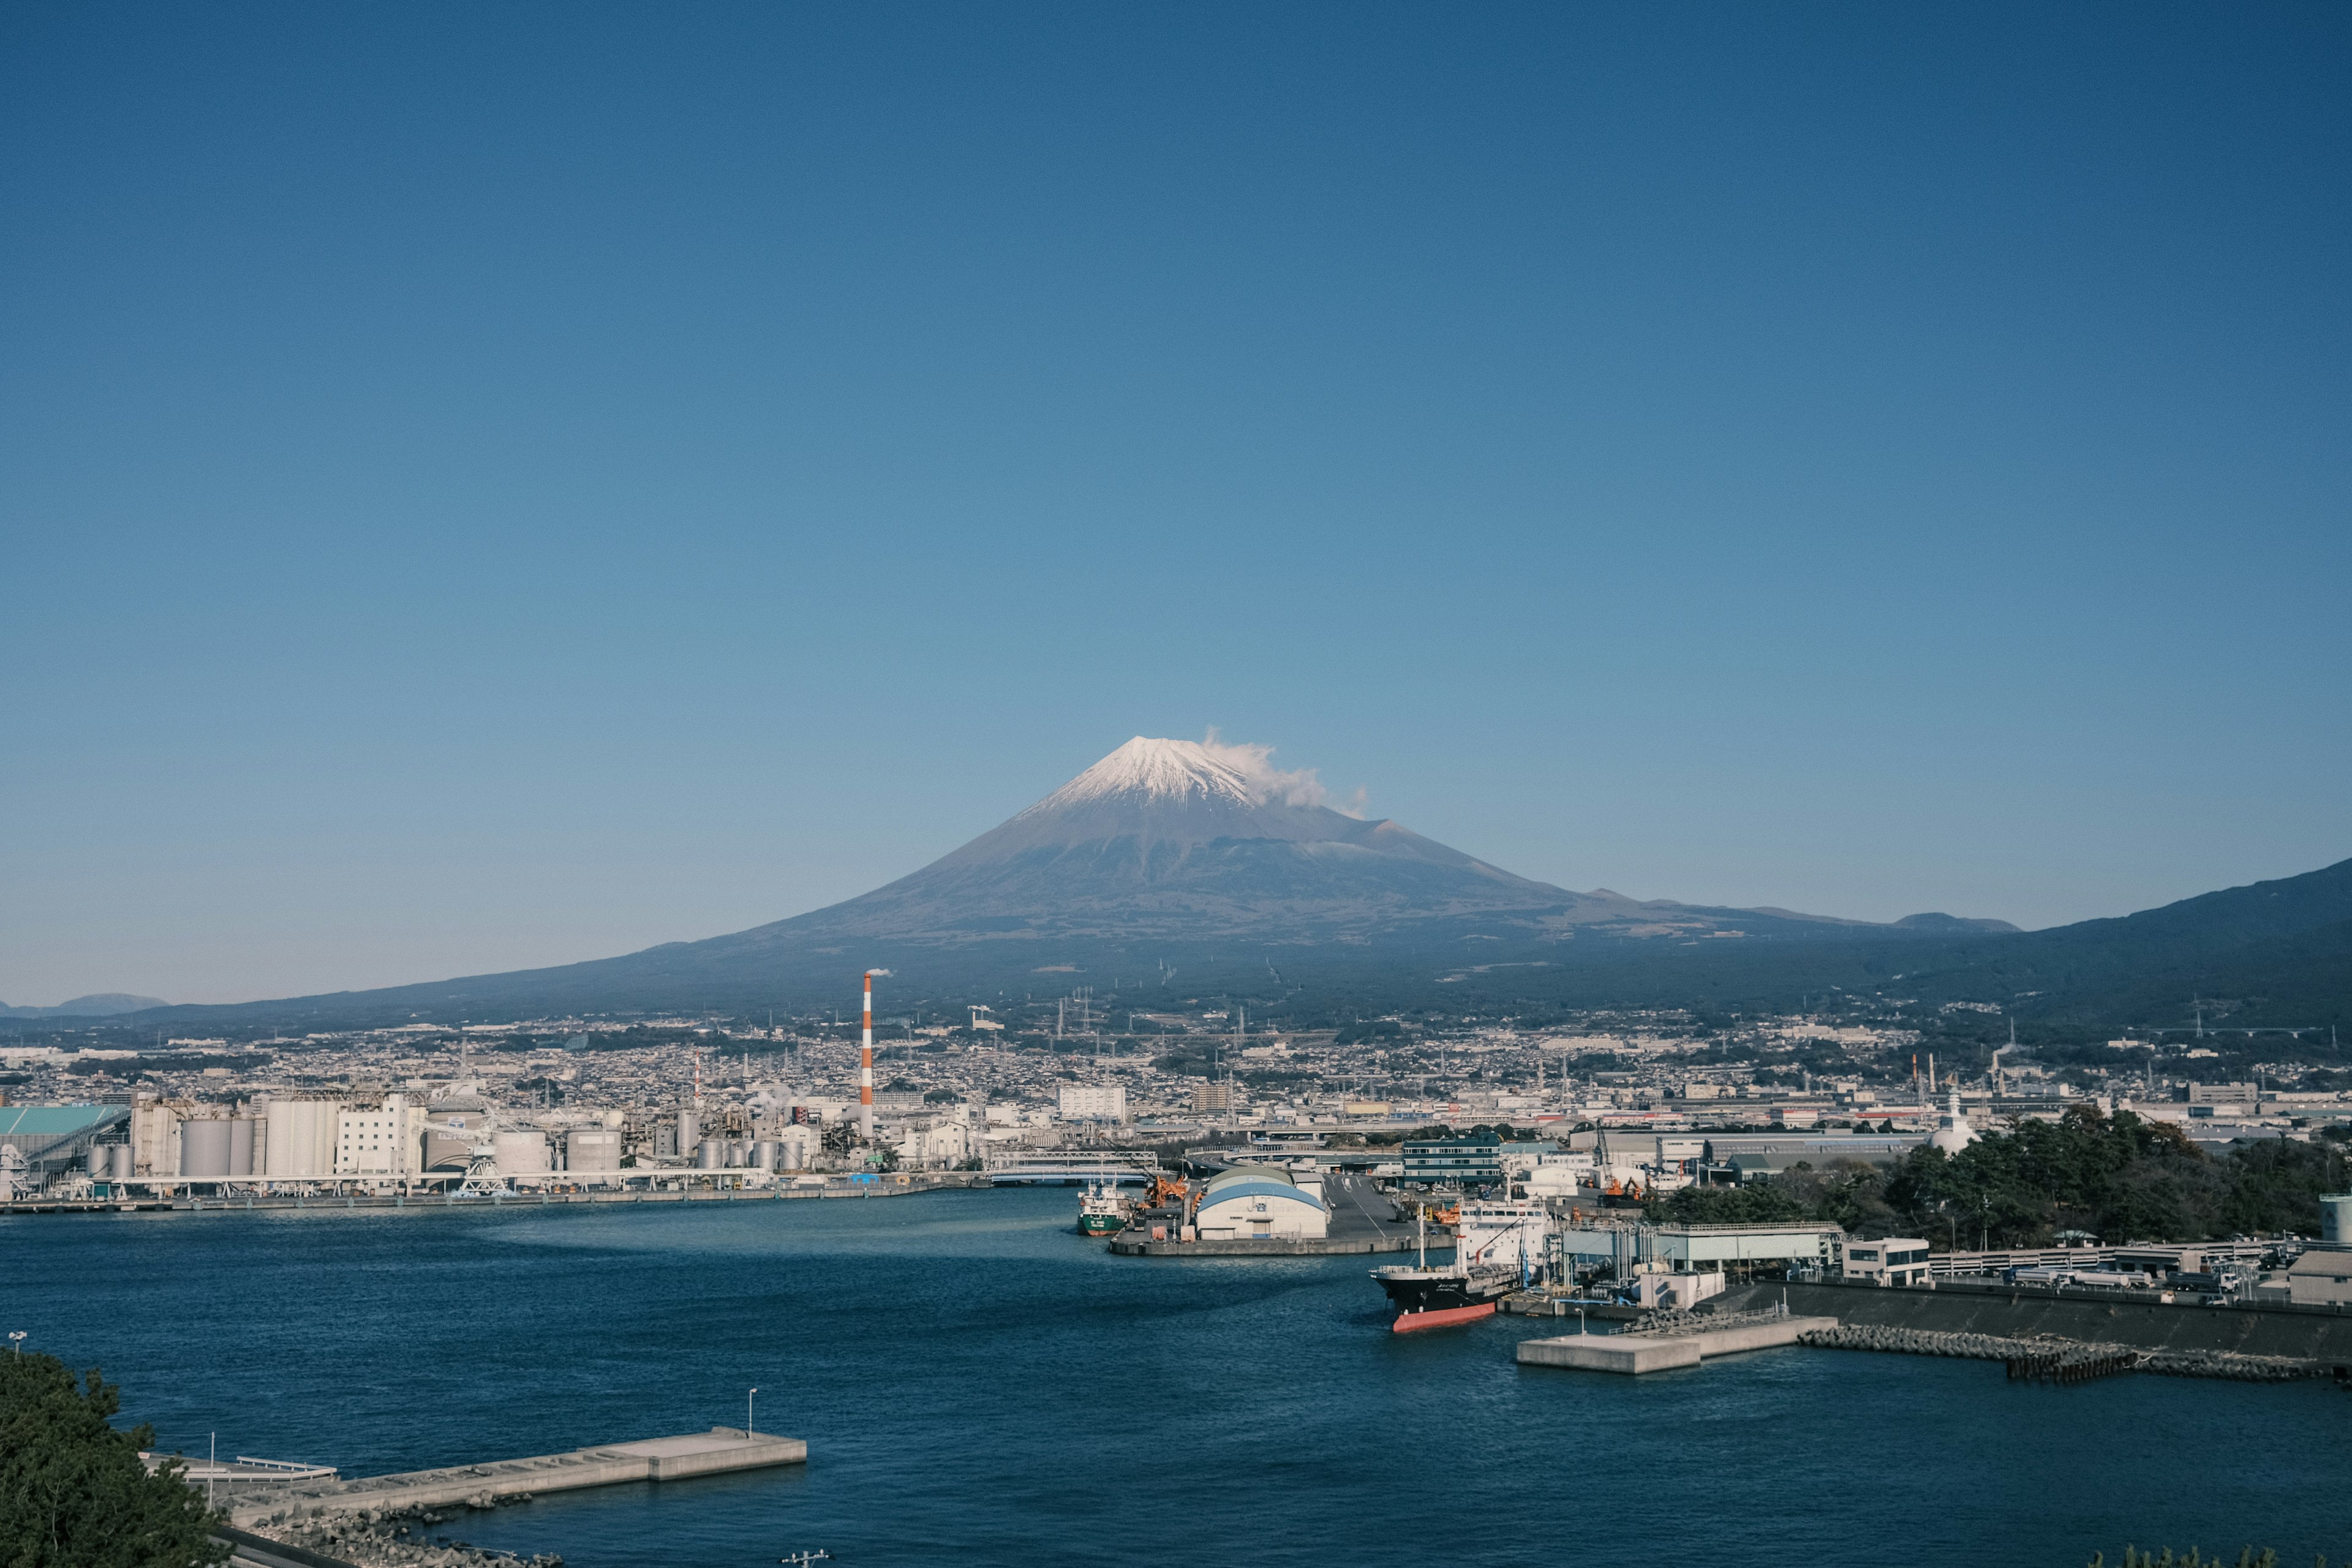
[225,1428,807,1528]
[1518,1316,1838,1374]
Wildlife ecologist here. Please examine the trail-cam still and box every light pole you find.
[747,1387,758,1438]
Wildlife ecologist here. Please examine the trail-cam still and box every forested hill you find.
[1849,856,2352,1030]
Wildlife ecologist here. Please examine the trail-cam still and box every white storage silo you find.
[494,1129,551,1175]
[265,1100,339,1178]
[677,1110,700,1156]
[180,1118,233,1178]
[2323,1193,2352,1245]
[696,1138,724,1170]
[227,1117,255,1177]
[750,1140,780,1172]
[565,1128,623,1174]
[778,1126,812,1171]
[108,1144,135,1180]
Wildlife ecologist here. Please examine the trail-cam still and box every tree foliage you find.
[0,1352,225,1568]
[1648,1108,2349,1246]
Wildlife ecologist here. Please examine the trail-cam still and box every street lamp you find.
[747,1387,758,1438]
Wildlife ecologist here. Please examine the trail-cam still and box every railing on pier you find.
[984,1150,1161,1183]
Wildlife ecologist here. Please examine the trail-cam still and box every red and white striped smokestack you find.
[859,969,889,1137]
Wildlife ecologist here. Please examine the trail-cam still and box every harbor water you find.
[6,1187,2349,1566]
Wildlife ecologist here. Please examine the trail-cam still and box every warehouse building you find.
[1193,1166,1329,1240]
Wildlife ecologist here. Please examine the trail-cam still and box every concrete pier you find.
[1518,1316,1838,1374]
[225,1428,807,1528]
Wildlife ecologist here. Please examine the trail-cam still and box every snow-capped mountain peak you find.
[1022,736,1261,813]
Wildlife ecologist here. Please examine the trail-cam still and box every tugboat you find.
[1077,1178,1128,1236]
[1371,1197,1548,1331]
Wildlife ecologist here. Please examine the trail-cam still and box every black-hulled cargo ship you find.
[1372,1262,1520,1330]
[1371,1197,1550,1332]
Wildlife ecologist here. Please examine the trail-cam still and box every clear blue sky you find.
[4,3,2346,1005]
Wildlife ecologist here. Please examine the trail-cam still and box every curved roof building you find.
[1194,1166,1330,1241]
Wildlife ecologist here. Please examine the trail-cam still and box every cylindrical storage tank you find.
[264,1101,296,1176]
[751,1140,780,1172]
[423,1131,474,1172]
[677,1110,700,1154]
[181,1119,233,1178]
[494,1129,551,1175]
[109,1144,135,1180]
[565,1128,622,1174]
[696,1138,724,1170]
[779,1127,811,1171]
[265,1101,339,1178]
[2323,1193,2352,1245]
[724,1140,745,1168]
[228,1117,255,1177]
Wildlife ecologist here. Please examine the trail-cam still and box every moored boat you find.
[1371,1196,1549,1331]
[1077,1178,1127,1235]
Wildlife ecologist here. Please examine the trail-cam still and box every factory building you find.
[1193,1166,1330,1241]
[336,1096,425,1178]
[898,1121,971,1167]
[1403,1133,1502,1186]
[1842,1238,1934,1287]
[1557,1219,1845,1281]
[0,1104,127,1195]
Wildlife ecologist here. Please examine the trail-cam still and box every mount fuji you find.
[119,733,2352,1034]
[780,735,1593,944]
[167,735,2016,1022]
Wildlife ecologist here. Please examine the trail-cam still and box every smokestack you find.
[861,971,876,1137]
[859,969,891,1138]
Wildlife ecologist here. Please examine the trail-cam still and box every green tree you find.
[1648,1182,1808,1226]
[0,1352,225,1568]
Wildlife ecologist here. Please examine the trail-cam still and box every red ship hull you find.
[1390,1300,1498,1332]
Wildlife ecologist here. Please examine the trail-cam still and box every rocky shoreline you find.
[249,1498,563,1568]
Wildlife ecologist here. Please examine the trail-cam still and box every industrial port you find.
[8,983,2347,1207]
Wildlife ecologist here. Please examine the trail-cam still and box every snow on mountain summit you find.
[1025,736,1259,812]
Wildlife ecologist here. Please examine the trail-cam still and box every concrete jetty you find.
[225,1428,807,1528]
[1518,1316,1838,1374]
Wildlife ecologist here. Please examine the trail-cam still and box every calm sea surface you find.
[6,1188,2348,1566]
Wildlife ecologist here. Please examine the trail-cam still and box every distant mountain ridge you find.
[0,992,167,1019]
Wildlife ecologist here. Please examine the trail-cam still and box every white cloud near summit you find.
[1199,728,1367,816]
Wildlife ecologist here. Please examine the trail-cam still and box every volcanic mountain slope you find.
[756,736,1610,944]
[142,736,2043,1023]
[686,736,1879,957]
